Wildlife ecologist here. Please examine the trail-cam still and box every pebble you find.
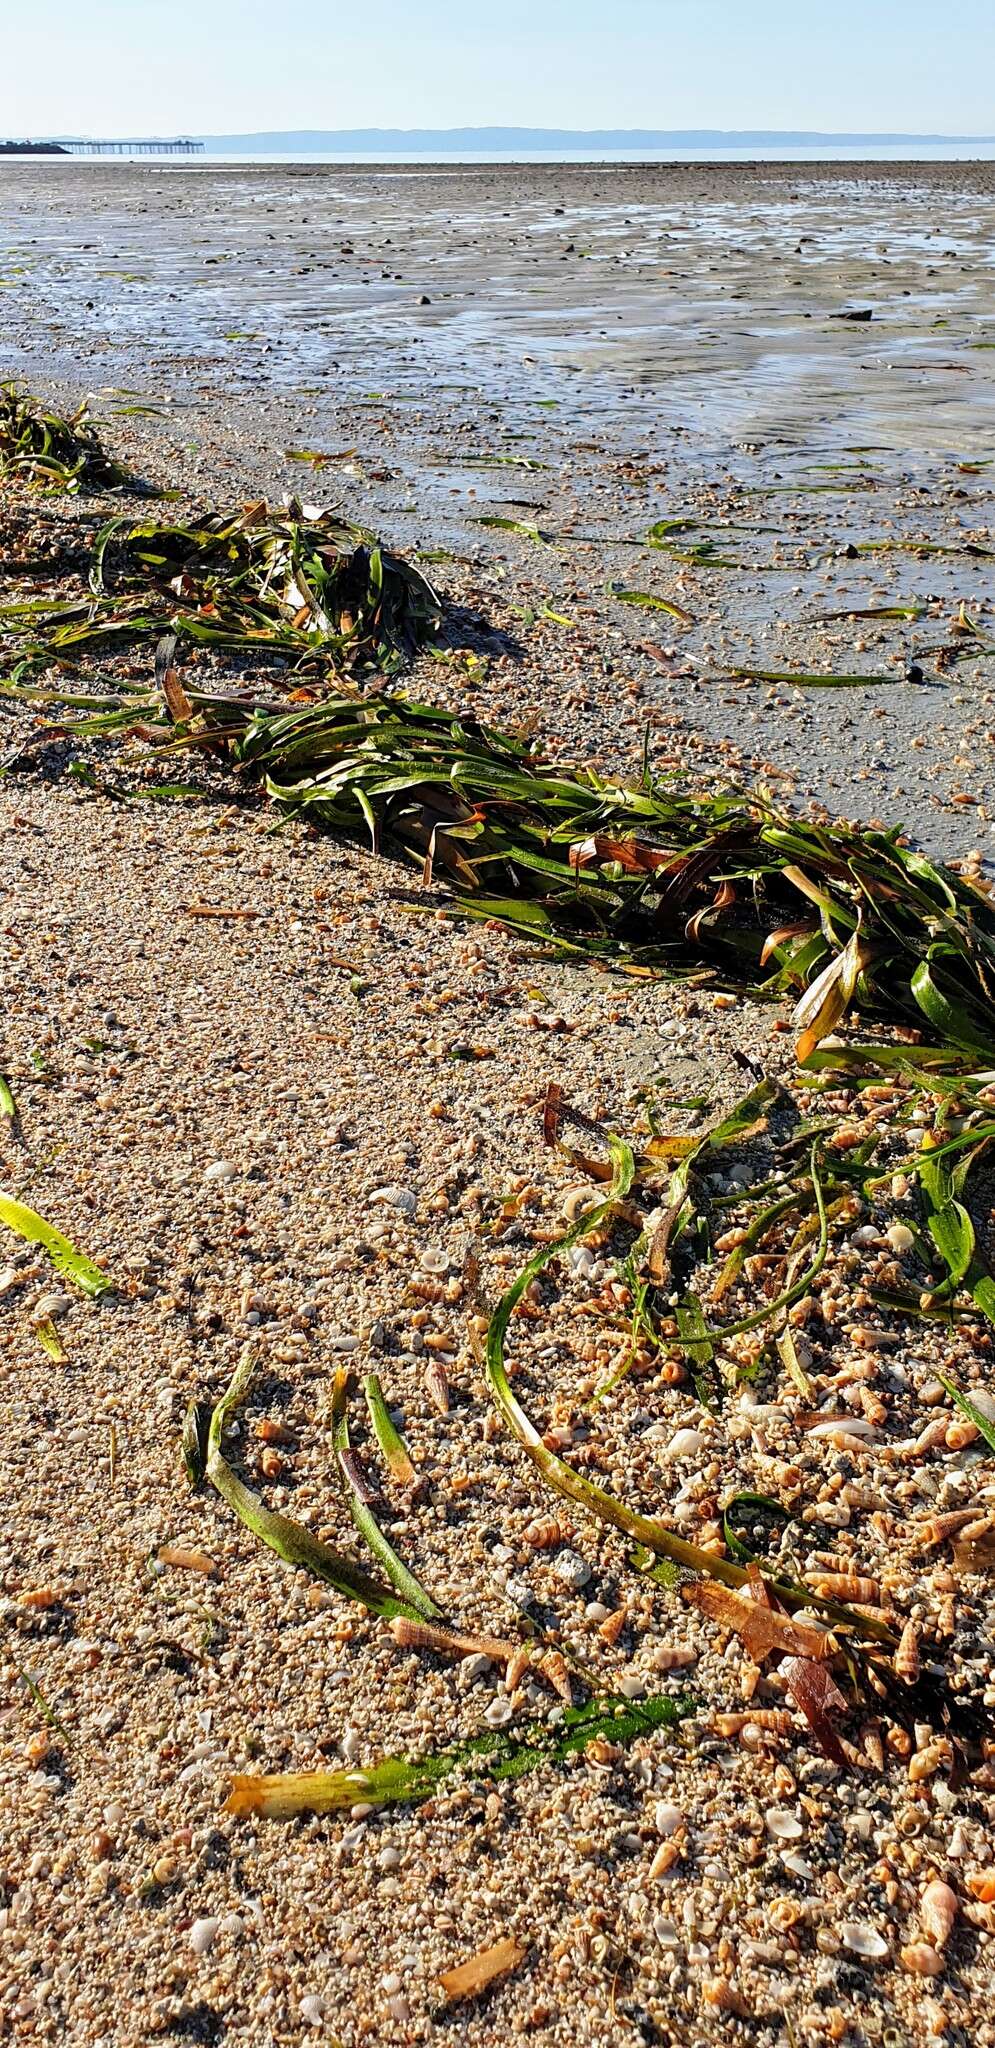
[299,1993,325,2026]
[553,1548,592,1590]
[203,1160,236,1183]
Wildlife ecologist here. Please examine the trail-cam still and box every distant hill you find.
[200,126,995,153]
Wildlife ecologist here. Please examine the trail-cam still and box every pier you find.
[57,138,204,157]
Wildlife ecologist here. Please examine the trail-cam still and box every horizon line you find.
[21,126,995,147]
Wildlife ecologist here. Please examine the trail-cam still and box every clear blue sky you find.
[4,0,994,137]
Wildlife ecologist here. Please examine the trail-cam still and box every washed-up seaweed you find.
[33,685,993,1061]
[0,383,133,494]
[0,1190,112,1297]
[224,1690,692,1818]
[2,498,441,687]
[201,1350,428,1620]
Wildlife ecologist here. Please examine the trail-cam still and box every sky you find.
[3,0,994,138]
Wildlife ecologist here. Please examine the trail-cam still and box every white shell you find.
[840,1922,889,1959]
[188,1917,219,1956]
[653,1916,681,1948]
[886,1223,915,1253]
[654,1801,684,1837]
[765,1807,804,1841]
[32,1293,72,1320]
[484,1695,514,1728]
[661,1428,706,1462]
[809,1417,877,1439]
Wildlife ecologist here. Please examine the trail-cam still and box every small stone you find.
[554,1548,592,1591]
[203,1161,236,1184]
[300,1992,325,2026]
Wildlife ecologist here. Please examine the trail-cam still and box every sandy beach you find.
[2,159,995,2048]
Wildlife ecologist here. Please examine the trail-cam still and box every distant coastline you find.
[197,124,995,153]
[0,140,67,156]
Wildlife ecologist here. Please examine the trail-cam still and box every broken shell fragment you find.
[840,1922,889,1959]
[900,1943,944,1977]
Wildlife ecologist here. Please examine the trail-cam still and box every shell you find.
[389,1616,514,1662]
[840,1922,889,1960]
[504,1646,532,1691]
[654,1801,685,1837]
[945,1418,979,1451]
[703,1978,749,2015]
[424,1359,451,1415]
[900,1943,944,1977]
[909,1741,950,1784]
[806,1573,879,1603]
[649,1838,683,1879]
[895,1619,920,1685]
[917,1508,985,1546]
[921,1879,958,1949]
[765,1807,804,1841]
[968,1871,995,1904]
[714,1709,794,1737]
[523,1518,569,1549]
[598,1607,627,1646]
[537,1650,572,1704]
[649,1644,698,1672]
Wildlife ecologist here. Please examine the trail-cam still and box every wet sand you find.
[1,157,994,849]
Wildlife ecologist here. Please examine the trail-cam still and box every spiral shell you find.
[424,1359,451,1415]
[523,1518,569,1549]
[650,1644,698,1672]
[806,1573,880,1604]
[504,1645,532,1691]
[908,1741,950,1783]
[389,1616,514,1662]
[921,1879,957,1950]
[895,1619,920,1685]
[900,1943,944,1976]
[537,1650,572,1704]
[598,1606,627,1646]
[714,1710,794,1736]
